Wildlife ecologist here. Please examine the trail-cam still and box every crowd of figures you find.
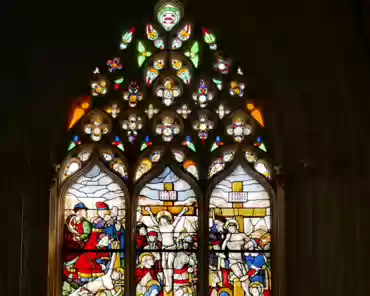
[62,202,125,296]
[62,202,271,296]
[209,215,272,296]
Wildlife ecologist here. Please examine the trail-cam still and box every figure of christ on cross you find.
[144,206,189,295]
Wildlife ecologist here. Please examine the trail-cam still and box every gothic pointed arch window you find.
[48,1,285,296]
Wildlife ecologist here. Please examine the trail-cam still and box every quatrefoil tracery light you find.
[156,78,181,106]
[84,115,109,141]
[193,115,214,142]
[122,114,143,143]
[156,116,180,142]
[226,118,252,142]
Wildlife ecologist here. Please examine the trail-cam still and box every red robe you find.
[63,215,90,262]
[73,231,111,278]
[135,266,157,285]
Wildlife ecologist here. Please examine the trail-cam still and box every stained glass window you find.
[136,167,199,296]
[62,165,126,296]
[208,165,272,296]
[52,1,282,295]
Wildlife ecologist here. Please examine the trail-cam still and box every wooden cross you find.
[140,182,196,216]
[210,181,267,233]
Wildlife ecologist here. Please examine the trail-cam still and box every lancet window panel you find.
[208,164,273,296]
[60,163,128,296]
[134,166,200,296]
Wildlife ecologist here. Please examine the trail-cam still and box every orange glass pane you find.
[68,107,85,129]
[252,109,264,127]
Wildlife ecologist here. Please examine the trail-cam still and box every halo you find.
[156,210,172,222]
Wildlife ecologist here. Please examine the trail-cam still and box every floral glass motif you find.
[84,115,109,141]
[91,79,107,96]
[155,38,165,49]
[156,78,181,106]
[193,79,213,107]
[145,104,159,119]
[62,158,82,181]
[212,78,223,90]
[138,41,152,67]
[123,81,143,108]
[102,151,114,161]
[146,24,159,41]
[230,81,245,97]
[182,136,196,152]
[135,158,153,181]
[202,27,217,50]
[140,136,152,151]
[184,41,199,68]
[176,104,191,119]
[149,151,161,163]
[112,136,125,151]
[78,150,91,162]
[106,57,123,73]
[172,151,185,162]
[178,24,191,41]
[223,151,235,162]
[245,151,257,163]
[227,118,252,142]
[177,67,191,84]
[156,116,180,142]
[122,114,143,143]
[208,165,272,296]
[184,160,199,179]
[255,136,267,152]
[157,2,181,31]
[172,38,182,50]
[146,67,159,86]
[105,103,120,118]
[135,167,198,296]
[193,115,214,143]
[172,58,182,70]
[210,136,224,152]
[120,26,135,49]
[114,77,124,90]
[171,24,191,50]
[68,135,81,151]
[214,58,230,74]
[154,58,165,71]
[255,160,271,179]
[110,158,129,180]
[208,158,225,178]
[62,165,126,296]
[216,104,230,119]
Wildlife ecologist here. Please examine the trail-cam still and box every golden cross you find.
[141,183,196,216]
[210,181,267,232]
